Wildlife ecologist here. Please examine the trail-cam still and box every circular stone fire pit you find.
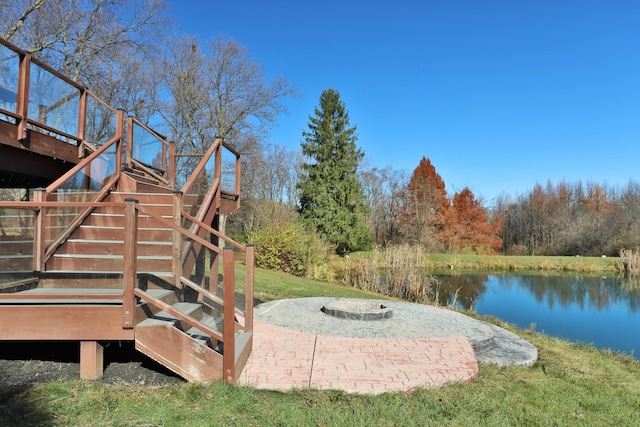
[321,300,393,320]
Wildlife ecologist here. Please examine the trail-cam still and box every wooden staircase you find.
[45,191,176,276]
[0,36,253,384]
[0,165,253,384]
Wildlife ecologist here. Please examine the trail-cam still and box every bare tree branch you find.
[2,0,47,40]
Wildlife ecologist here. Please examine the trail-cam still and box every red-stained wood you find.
[122,199,138,329]
[222,246,235,383]
[16,51,30,140]
[0,120,79,164]
[135,322,223,383]
[33,189,45,271]
[0,305,134,340]
[80,341,104,379]
[244,245,255,333]
[0,39,255,385]
[172,191,182,286]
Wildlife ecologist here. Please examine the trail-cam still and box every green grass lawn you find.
[1,266,639,426]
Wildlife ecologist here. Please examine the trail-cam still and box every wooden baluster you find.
[169,141,176,189]
[223,245,235,383]
[32,188,45,272]
[172,190,183,288]
[16,52,30,141]
[244,244,254,333]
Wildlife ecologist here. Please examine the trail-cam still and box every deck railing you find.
[126,116,175,186]
[123,198,253,381]
[37,109,125,266]
[0,37,119,156]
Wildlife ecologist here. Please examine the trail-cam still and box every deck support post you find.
[80,341,104,379]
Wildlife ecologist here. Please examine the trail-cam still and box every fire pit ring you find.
[321,300,393,321]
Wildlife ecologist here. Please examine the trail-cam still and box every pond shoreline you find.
[424,253,619,273]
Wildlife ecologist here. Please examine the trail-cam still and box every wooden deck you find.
[0,36,253,384]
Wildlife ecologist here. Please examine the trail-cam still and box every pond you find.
[434,273,640,360]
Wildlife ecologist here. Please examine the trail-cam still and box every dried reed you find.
[342,245,438,303]
[619,248,640,274]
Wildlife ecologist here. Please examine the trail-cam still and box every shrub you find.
[249,221,332,277]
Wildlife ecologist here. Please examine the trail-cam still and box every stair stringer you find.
[135,321,224,383]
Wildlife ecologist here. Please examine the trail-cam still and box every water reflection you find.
[435,274,640,313]
[433,274,487,310]
[435,273,640,358]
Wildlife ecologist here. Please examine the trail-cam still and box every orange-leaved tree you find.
[397,157,450,251]
[444,187,502,254]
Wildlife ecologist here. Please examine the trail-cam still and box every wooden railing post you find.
[16,52,31,141]
[223,245,235,383]
[209,214,220,293]
[235,154,241,211]
[169,141,176,189]
[244,244,254,333]
[126,116,134,168]
[122,198,138,329]
[172,190,183,288]
[32,188,45,272]
[77,88,87,156]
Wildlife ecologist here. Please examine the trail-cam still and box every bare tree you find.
[359,164,406,246]
[1,0,47,41]
[1,0,168,87]
[157,35,296,156]
[228,143,301,236]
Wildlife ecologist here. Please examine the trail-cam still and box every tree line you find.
[494,180,640,256]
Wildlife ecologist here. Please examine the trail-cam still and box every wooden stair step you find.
[60,239,172,256]
[137,288,174,303]
[137,302,203,327]
[110,192,174,204]
[0,241,33,255]
[74,225,172,241]
[186,316,224,344]
[0,255,33,270]
[39,270,174,278]
[3,287,124,304]
[46,253,172,272]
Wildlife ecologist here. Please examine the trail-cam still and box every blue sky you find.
[168,1,640,204]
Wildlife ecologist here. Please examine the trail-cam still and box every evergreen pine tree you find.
[297,88,370,254]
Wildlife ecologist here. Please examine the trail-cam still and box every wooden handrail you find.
[136,203,223,255]
[181,210,244,251]
[45,131,122,194]
[130,159,169,185]
[180,276,245,318]
[180,138,222,195]
[134,288,224,343]
[42,174,120,263]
